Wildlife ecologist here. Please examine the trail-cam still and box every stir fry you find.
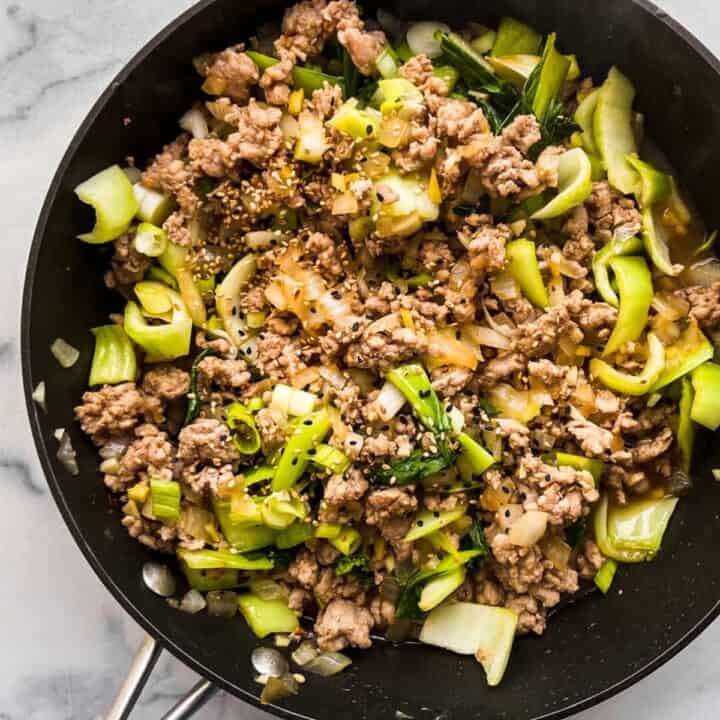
[65,2,720,689]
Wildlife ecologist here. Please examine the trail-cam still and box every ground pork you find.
[104,231,151,288]
[121,513,176,553]
[517,454,599,525]
[369,593,396,630]
[586,181,642,243]
[324,0,386,74]
[315,567,368,605]
[436,97,490,143]
[201,44,259,103]
[254,406,288,449]
[189,99,284,172]
[480,352,525,386]
[142,365,190,401]
[516,303,583,358]
[197,356,251,392]
[567,410,618,458]
[183,463,234,496]
[305,232,346,279]
[141,136,198,216]
[576,539,605,579]
[287,548,320,589]
[323,468,369,506]
[677,282,720,330]
[314,598,374,651]
[75,383,163,445]
[344,316,427,374]
[365,487,417,543]
[562,205,596,264]
[465,221,511,274]
[177,418,239,467]
[431,366,473,397]
[460,115,543,197]
[106,424,175,492]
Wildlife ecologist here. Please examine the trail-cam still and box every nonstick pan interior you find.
[22,0,720,718]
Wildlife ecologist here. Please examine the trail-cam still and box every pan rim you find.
[20,0,720,718]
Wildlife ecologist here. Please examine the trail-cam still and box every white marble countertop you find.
[2,0,720,717]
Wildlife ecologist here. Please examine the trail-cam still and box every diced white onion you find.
[56,429,79,476]
[291,640,319,667]
[50,338,80,368]
[463,324,511,350]
[279,112,300,141]
[134,227,167,257]
[180,107,209,139]
[540,535,572,569]
[507,510,549,547]
[179,589,207,614]
[496,503,524,531]
[32,381,47,412]
[318,365,347,389]
[303,652,352,677]
[713,469,720,482]
[490,271,520,301]
[406,21,450,58]
[332,192,359,215]
[271,383,318,416]
[375,381,407,421]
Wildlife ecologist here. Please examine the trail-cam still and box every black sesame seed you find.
[349,439,358,446]
[376,192,384,202]
[245,347,253,355]
[501,486,510,494]
[455,330,462,340]
[303,419,313,426]
[545,473,551,482]
[332,290,341,299]
[352,321,360,331]
[433,511,440,518]
[308,448,317,456]
[291,458,298,466]
[504,509,511,518]
[519,492,527,501]
[417,520,424,527]
[366,124,373,135]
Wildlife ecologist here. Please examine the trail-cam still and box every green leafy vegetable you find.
[373,442,456,484]
[335,552,369,576]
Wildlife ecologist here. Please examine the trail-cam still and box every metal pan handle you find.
[105,635,219,720]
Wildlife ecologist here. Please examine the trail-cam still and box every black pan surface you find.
[21,1,720,718]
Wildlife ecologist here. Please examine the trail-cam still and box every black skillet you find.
[21,0,720,718]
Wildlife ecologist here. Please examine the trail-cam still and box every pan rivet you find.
[142,561,177,597]
[251,647,289,678]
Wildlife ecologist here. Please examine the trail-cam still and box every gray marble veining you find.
[2,1,720,718]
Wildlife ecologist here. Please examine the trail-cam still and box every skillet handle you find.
[104,635,219,719]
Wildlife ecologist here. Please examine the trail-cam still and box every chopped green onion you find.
[177,548,274,571]
[531,33,571,121]
[531,148,592,220]
[133,222,168,257]
[180,563,240,592]
[237,594,300,638]
[133,182,175,225]
[505,238,549,308]
[226,402,261,455]
[275,522,314,549]
[74,164,139,243]
[89,325,137,386]
[602,256,653,356]
[212,498,277,551]
[591,235,643,307]
[375,46,399,78]
[150,479,181,522]
[456,433,495,479]
[418,566,466,612]
[308,444,350,474]
[491,17,541,57]
[261,491,308,530]
[677,377,695,474]
[594,559,618,595]
[315,522,342,540]
[545,451,604,483]
[271,384,317,416]
[387,363,450,433]
[404,506,467,542]
[246,50,345,95]
[690,362,720,430]
[328,527,362,556]
[272,410,331,491]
